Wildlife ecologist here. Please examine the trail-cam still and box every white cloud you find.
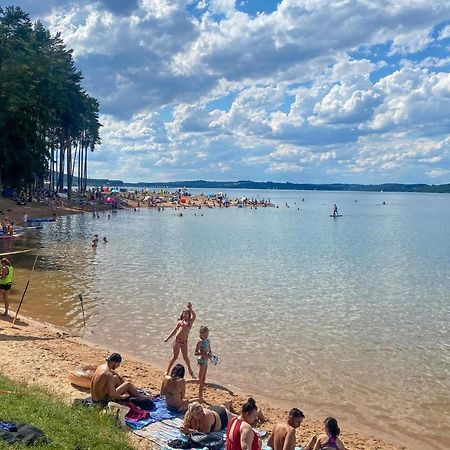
[426,168,450,178]
[438,25,450,40]
[267,162,304,173]
[209,0,236,16]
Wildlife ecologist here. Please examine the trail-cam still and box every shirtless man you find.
[90,353,152,405]
[267,408,309,450]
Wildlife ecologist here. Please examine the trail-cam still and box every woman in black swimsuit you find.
[181,402,235,433]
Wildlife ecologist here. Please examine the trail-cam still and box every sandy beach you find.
[0,310,403,450]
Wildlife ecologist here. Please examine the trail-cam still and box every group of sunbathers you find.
[90,301,346,450]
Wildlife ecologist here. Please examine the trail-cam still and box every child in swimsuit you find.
[164,302,196,378]
[195,325,211,402]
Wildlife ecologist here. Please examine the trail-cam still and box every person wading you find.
[0,258,13,316]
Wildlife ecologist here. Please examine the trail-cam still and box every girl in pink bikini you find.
[164,302,196,378]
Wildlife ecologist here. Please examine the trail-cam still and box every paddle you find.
[0,249,34,257]
[12,255,39,326]
[78,294,86,331]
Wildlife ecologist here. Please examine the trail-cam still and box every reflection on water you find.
[3,190,450,450]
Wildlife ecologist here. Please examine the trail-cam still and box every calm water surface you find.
[5,190,450,449]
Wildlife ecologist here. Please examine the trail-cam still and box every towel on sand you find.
[126,395,182,430]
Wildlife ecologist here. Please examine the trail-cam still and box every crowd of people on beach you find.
[88,301,346,450]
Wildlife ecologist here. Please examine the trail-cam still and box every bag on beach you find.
[189,432,224,450]
[168,438,192,449]
[126,397,156,411]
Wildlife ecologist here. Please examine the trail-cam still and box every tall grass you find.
[0,374,135,449]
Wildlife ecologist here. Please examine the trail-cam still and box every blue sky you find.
[6,0,450,183]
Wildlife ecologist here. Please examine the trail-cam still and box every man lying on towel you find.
[91,353,153,407]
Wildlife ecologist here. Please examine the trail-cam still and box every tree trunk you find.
[66,128,72,200]
[83,142,88,193]
[58,131,65,192]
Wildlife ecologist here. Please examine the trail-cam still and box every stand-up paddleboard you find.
[0,233,24,240]
[329,214,343,217]
[27,218,56,223]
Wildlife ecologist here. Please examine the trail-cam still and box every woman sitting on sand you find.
[309,417,345,450]
[181,401,236,434]
[225,397,262,450]
[164,302,196,378]
[160,364,194,412]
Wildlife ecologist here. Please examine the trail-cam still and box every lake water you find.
[4,190,450,449]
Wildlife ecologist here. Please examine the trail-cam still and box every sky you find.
[6,0,450,184]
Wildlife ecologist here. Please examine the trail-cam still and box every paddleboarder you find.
[332,204,338,217]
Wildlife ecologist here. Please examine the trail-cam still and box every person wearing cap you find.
[90,353,152,406]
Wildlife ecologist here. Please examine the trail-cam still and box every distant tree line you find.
[0,6,101,199]
[82,179,450,193]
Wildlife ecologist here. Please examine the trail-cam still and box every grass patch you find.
[0,374,135,449]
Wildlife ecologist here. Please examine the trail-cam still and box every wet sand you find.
[0,311,402,450]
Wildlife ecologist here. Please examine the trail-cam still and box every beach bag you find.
[189,432,224,450]
[168,438,192,449]
[127,397,156,411]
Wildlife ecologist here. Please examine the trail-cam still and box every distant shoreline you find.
[83,179,450,193]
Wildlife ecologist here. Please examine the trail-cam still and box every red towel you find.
[122,402,150,422]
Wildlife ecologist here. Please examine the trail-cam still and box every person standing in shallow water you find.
[164,302,196,378]
[0,258,13,316]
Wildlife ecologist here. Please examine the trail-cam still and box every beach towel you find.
[133,416,228,450]
[122,402,150,422]
[133,421,187,446]
[125,395,182,430]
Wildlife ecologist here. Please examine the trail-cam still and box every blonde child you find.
[195,325,212,402]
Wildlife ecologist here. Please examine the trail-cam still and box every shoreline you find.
[0,310,402,450]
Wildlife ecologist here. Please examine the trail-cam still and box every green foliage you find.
[0,374,135,449]
[0,6,101,190]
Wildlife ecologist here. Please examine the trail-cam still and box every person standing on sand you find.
[164,302,196,378]
[90,353,153,406]
[195,325,212,402]
[267,408,316,450]
[0,258,13,316]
